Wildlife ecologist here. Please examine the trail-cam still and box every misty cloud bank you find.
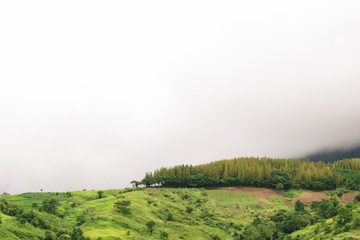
[1,1,360,194]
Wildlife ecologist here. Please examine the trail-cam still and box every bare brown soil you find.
[284,192,329,205]
[213,187,284,198]
[340,193,357,205]
[283,192,357,206]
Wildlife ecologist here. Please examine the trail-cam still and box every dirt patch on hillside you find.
[340,193,357,205]
[212,187,284,198]
[284,192,357,206]
[284,192,329,205]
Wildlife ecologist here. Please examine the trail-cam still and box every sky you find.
[1,1,360,194]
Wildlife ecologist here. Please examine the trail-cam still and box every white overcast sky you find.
[1,1,360,194]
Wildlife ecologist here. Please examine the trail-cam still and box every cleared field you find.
[284,191,357,205]
[207,189,254,205]
[340,193,358,205]
[210,187,284,198]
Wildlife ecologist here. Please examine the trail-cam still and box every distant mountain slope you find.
[302,145,360,163]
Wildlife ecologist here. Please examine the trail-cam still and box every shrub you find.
[42,198,60,214]
[76,215,86,226]
[114,200,131,214]
[146,221,156,234]
[71,228,86,240]
[160,231,169,240]
[354,194,360,203]
[295,200,305,212]
[97,191,104,199]
[186,206,193,213]
[44,230,56,240]
[167,212,173,221]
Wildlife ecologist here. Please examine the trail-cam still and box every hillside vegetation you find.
[3,158,360,239]
[303,145,360,163]
[142,158,360,191]
[1,187,360,239]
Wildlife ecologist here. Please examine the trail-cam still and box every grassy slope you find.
[0,188,293,240]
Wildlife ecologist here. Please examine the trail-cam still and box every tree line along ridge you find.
[140,158,360,191]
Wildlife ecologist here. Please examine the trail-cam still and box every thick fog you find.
[1,1,360,194]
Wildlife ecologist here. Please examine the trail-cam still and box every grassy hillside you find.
[1,187,360,240]
[0,187,292,240]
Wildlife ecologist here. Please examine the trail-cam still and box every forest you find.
[303,145,360,163]
[141,158,360,191]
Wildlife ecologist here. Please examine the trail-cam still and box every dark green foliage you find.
[242,221,276,240]
[97,191,104,199]
[307,176,337,190]
[44,230,56,240]
[160,231,169,240]
[70,228,87,240]
[17,210,36,224]
[303,146,360,163]
[337,207,353,225]
[42,198,60,214]
[141,157,360,190]
[295,200,305,212]
[114,200,131,214]
[186,206,193,213]
[211,235,221,240]
[76,215,86,226]
[339,169,360,190]
[146,220,156,234]
[311,196,341,219]
[13,209,51,229]
[354,194,360,203]
[270,170,291,190]
[281,212,311,233]
[166,212,173,221]
[0,200,23,216]
[268,209,311,235]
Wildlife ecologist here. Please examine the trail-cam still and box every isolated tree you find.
[114,200,131,214]
[160,231,169,240]
[186,206,193,213]
[97,191,104,199]
[146,220,156,234]
[42,198,60,214]
[130,180,140,188]
[295,200,305,212]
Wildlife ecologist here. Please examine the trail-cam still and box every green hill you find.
[1,187,360,240]
[3,158,360,239]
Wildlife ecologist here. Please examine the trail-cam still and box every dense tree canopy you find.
[141,157,360,190]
